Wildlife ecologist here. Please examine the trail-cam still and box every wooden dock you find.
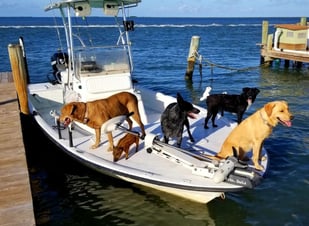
[0,72,35,226]
[260,17,309,66]
[261,47,309,63]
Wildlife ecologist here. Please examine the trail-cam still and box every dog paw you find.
[204,125,209,129]
[107,146,114,152]
[261,155,267,161]
[254,164,264,171]
[213,125,218,128]
[241,156,250,161]
[91,144,98,149]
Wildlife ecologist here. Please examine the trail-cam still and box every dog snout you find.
[290,115,294,120]
[113,147,122,162]
[62,117,71,127]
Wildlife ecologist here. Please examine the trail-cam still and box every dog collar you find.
[259,111,273,128]
[83,103,89,124]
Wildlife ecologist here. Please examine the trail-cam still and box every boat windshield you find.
[75,46,130,78]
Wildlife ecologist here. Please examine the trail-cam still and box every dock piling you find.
[261,20,269,46]
[260,21,269,64]
[8,43,29,115]
[185,36,200,80]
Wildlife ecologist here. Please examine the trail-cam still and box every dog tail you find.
[200,86,212,101]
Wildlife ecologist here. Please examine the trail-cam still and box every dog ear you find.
[264,102,276,117]
[119,147,124,153]
[69,104,77,115]
[177,92,183,100]
[232,146,238,158]
[176,93,184,103]
[242,87,250,93]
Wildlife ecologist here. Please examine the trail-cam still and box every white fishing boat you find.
[20,0,268,203]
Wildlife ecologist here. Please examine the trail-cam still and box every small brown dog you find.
[210,101,293,171]
[59,92,145,151]
[113,133,139,162]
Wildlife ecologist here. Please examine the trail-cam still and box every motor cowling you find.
[50,51,68,82]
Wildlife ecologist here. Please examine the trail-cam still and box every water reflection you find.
[63,175,216,226]
[259,67,309,99]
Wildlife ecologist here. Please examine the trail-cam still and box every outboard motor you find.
[50,51,68,83]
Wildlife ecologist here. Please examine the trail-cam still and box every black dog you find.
[201,87,260,129]
[161,93,200,147]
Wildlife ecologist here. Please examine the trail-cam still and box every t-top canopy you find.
[45,0,141,14]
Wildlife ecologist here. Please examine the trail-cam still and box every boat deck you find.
[27,82,268,200]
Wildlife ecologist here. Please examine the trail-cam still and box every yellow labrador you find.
[215,101,293,170]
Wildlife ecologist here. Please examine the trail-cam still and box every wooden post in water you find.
[261,21,269,46]
[264,34,274,65]
[8,44,29,115]
[260,20,269,64]
[185,36,200,80]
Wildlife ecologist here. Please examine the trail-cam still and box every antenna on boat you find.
[119,2,134,72]
[52,13,65,52]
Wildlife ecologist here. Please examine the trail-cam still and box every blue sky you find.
[0,0,308,17]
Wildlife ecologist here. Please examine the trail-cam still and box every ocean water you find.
[1,17,309,225]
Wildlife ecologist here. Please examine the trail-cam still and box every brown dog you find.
[113,133,139,162]
[59,92,146,151]
[211,101,293,171]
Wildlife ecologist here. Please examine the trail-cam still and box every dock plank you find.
[261,48,309,63]
[0,73,35,226]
